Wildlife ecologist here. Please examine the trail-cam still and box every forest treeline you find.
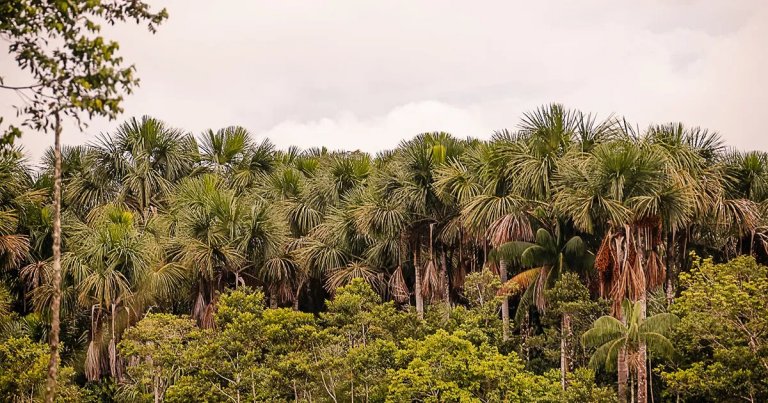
[1,104,768,402]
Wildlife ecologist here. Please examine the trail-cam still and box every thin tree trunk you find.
[499,259,510,341]
[665,231,675,306]
[45,115,62,403]
[618,347,628,403]
[440,248,450,307]
[154,374,161,403]
[637,225,649,403]
[414,244,424,320]
[293,279,304,311]
[649,353,655,403]
[637,295,648,403]
[560,312,572,390]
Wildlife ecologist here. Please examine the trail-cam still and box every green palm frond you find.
[582,315,626,348]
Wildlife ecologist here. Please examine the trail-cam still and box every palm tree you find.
[0,151,35,274]
[492,226,592,383]
[386,132,464,319]
[90,116,198,221]
[582,299,678,403]
[25,204,186,380]
[554,133,697,403]
[460,136,533,340]
[199,126,252,173]
[497,103,615,201]
[497,228,592,315]
[166,174,286,325]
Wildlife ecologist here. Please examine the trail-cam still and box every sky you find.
[2,0,768,162]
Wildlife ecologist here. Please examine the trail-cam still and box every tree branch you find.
[0,83,43,90]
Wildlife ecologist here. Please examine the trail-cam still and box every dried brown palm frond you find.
[645,250,666,291]
[420,259,443,303]
[269,282,294,305]
[85,338,102,381]
[498,267,541,296]
[325,262,383,295]
[610,241,643,318]
[487,213,534,248]
[192,291,206,324]
[388,265,410,304]
[200,298,217,329]
[109,336,119,379]
[0,234,29,270]
[595,231,613,272]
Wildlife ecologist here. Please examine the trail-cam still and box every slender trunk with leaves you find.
[637,294,648,403]
[499,259,510,341]
[618,347,628,403]
[560,312,572,390]
[45,115,62,403]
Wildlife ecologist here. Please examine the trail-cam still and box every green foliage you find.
[524,274,607,372]
[1,98,765,402]
[0,0,168,135]
[0,336,83,402]
[111,279,617,402]
[661,256,768,402]
[582,299,678,371]
[559,368,617,403]
[387,329,561,402]
[118,314,198,402]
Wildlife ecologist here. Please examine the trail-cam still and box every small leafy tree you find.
[661,256,768,402]
[119,314,198,403]
[387,330,561,402]
[1,2,167,400]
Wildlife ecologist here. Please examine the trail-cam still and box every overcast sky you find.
[3,1,768,162]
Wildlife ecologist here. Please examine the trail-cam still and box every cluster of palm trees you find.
[1,104,767,400]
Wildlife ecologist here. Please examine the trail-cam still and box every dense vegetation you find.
[1,105,768,402]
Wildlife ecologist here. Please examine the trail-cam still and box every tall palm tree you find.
[643,123,728,302]
[494,226,593,377]
[386,132,464,319]
[91,116,198,220]
[0,150,35,274]
[555,134,696,403]
[582,299,678,403]
[460,136,533,340]
[165,174,285,325]
[26,204,186,380]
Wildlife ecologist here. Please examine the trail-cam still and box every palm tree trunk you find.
[414,245,424,320]
[618,346,629,403]
[637,294,648,403]
[440,248,450,306]
[499,259,510,341]
[665,231,676,306]
[45,115,62,403]
[560,312,572,390]
[637,226,649,403]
